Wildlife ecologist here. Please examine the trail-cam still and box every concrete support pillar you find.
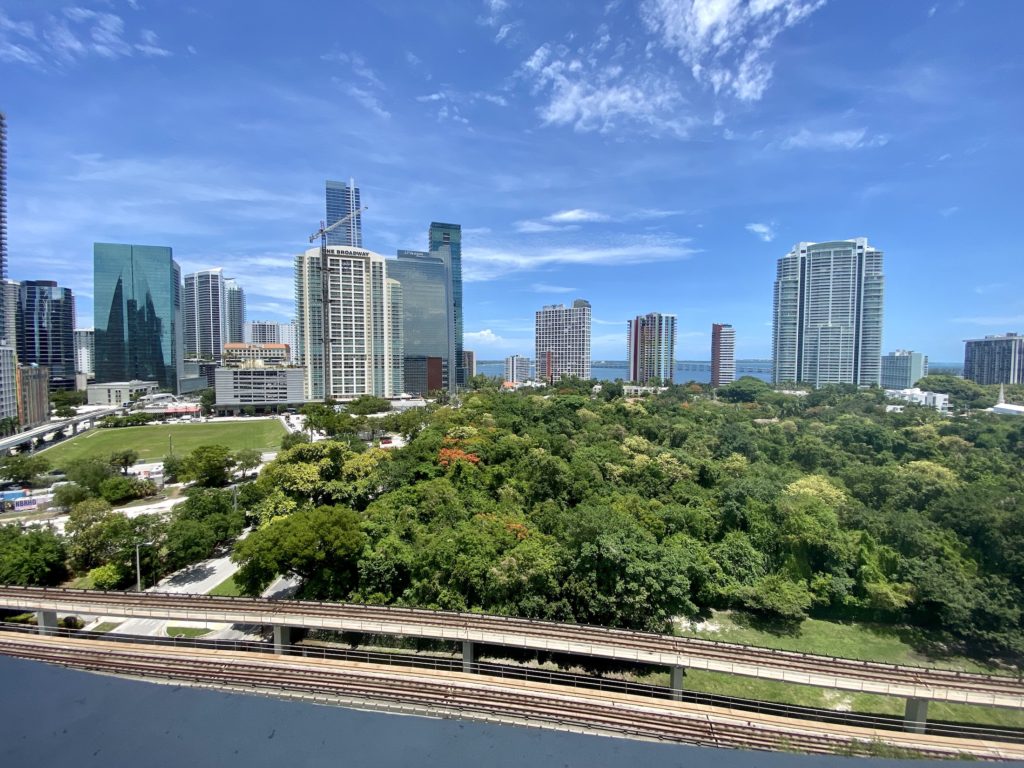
[670,665,686,701]
[272,625,294,655]
[37,610,58,636]
[462,640,474,674]
[904,697,929,733]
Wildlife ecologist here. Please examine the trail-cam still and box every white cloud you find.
[530,283,576,293]
[546,208,610,223]
[464,235,697,281]
[782,127,888,151]
[465,329,504,344]
[521,43,690,135]
[135,29,171,57]
[939,205,959,217]
[745,221,775,242]
[515,220,570,233]
[640,0,826,101]
[342,84,390,119]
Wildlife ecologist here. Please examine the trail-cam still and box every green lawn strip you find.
[681,610,1004,675]
[166,626,212,638]
[207,575,241,597]
[40,420,285,470]
[92,622,122,633]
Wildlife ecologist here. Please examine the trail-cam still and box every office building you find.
[535,299,591,383]
[214,366,305,414]
[222,342,290,367]
[325,179,362,248]
[74,328,95,375]
[0,346,16,423]
[885,387,950,414]
[1,279,17,347]
[16,280,76,388]
[505,354,531,383]
[224,278,245,343]
[87,379,159,406]
[462,350,476,378]
[244,321,297,357]
[388,249,454,394]
[771,238,884,388]
[881,350,928,389]
[627,312,676,384]
[16,364,49,428]
[964,333,1024,385]
[404,356,444,395]
[295,245,403,400]
[93,243,183,393]
[429,222,464,388]
[711,323,736,387]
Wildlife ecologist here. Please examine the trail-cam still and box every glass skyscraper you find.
[772,238,884,388]
[224,278,245,343]
[325,179,362,248]
[0,113,8,337]
[94,243,182,392]
[428,222,463,388]
[387,249,453,393]
[16,280,76,388]
[183,268,226,361]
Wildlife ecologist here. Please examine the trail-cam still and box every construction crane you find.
[309,206,367,249]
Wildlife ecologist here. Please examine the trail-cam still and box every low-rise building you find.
[16,365,49,428]
[87,380,159,406]
[885,387,950,414]
[504,354,531,384]
[214,366,305,414]
[223,342,290,367]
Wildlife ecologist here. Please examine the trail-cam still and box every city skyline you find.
[1,3,1023,361]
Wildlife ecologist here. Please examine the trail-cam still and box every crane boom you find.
[309,206,367,244]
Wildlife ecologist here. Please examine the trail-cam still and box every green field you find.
[665,610,1024,728]
[40,420,286,469]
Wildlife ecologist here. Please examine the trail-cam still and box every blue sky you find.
[1,0,1022,361]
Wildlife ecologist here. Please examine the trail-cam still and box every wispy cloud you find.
[939,205,959,217]
[339,83,390,119]
[640,0,826,101]
[530,283,576,293]
[464,235,698,281]
[521,43,690,135]
[547,208,609,223]
[745,222,776,242]
[952,315,1024,326]
[782,127,888,151]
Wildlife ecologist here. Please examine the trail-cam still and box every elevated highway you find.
[1,631,1021,760]
[2,585,1021,729]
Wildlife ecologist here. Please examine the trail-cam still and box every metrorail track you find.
[1,632,1022,761]
[2,585,1021,704]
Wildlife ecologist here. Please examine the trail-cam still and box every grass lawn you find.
[40,419,285,470]
[92,622,122,633]
[668,610,1024,729]
[208,575,241,597]
[166,626,212,638]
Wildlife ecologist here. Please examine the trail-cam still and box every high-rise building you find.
[74,328,95,375]
[0,346,16,424]
[2,278,19,348]
[295,245,403,399]
[0,112,8,288]
[963,334,1024,385]
[627,312,676,384]
[387,249,454,393]
[881,350,928,389]
[771,238,884,388]
[16,280,76,388]
[183,268,227,361]
[325,179,362,248]
[462,350,476,379]
[244,321,297,362]
[429,222,463,388]
[94,243,183,393]
[535,299,591,383]
[711,323,736,387]
[404,356,444,396]
[224,278,245,343]
[505,354,531,383]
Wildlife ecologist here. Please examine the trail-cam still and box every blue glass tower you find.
[388,250,452,393]
[16,280,76,388]
[325,179,362,247]
[428,222,463,388]
[94,243,182,392]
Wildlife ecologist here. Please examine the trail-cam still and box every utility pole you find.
[135,542,142,592]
